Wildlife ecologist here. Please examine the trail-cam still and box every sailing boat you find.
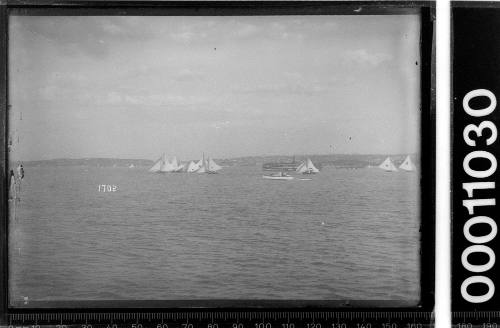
[206,157,222,174]
[160,154,175,173]
[263,171,294,180]
[150,153,221,174]
[296,158,319,174]
[196,154,207,174]
[379,157,398,172]
[186,161,198,173]
[170,156,185,173]
[399,155,416,172]
[149,154,165,172]
[150,154,186,173]
[193,154,222,174]
[176,163,185,172]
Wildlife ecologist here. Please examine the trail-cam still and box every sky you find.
[9,15,421,161]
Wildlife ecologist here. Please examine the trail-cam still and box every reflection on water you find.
[9,165,420,303]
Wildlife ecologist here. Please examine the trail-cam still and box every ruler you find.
[453,312,500,328]
[3,311,433,328]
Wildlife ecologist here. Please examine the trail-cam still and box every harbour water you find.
[9,165,420,304]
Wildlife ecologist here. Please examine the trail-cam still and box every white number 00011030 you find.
[461,88,498,303]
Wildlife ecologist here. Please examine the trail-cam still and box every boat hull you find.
[262,162,301,171]
[262,175,294,180]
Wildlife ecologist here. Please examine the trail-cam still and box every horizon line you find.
[13,152,419,163]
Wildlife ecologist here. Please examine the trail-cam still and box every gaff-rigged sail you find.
[170,156,185,172]
[175,163,185,172]
[186,161,198,173]
[379,157,398,172]
[196,163,207,173]
[296,158,319,173]
[305,158,319,173]
[399,155,416,171]
[149,157,163,172]
[160,155,175,172]
[296,162,306,173]
[196,154,208,173]
[171,157,179,169]
[207,158,222,172]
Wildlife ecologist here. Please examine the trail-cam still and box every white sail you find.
[149,158,162,172]
[196,163,206,173]
[196,154,207,173]
[177,163,186,172]
[207,158,222,172]
[186,161,199,173]
[296,162,307,173]
[129,164,135,168]
[379,157,398,172]
[169,156,184,172]
[160,155,175,172]
[297,158,319,174]
[171,156,179,169]
[399,155,416,171]
[306,158,319,173]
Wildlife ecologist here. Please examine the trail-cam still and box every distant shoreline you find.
[12,153,418,169]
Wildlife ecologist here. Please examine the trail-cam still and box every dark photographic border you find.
[0,0,435,320]
[451,1,500,315]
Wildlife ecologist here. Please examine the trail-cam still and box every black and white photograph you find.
[7,12,423,306]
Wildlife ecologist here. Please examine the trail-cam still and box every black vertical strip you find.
[419,6,435,310]
[0,3,8,325]
[452,4,500,311]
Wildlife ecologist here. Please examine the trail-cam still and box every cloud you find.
[232,72,336,96]
[173,69,206,82]
[233,81,329,96]
[168,20,219,44]
[283,72,302,80]
[38,85,59,100]
[104,92,203,107]
[107,91,188,106]
[12,16,157,58]
[233,23,259,38]
[212,120,232,130]
[36,81,211,109]
[106,92,123,105]
[38,84,94,104]
[343,49,393,67]
[170,31,197,43]
[101,22,126,35]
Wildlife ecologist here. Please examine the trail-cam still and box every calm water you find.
[9,165,420,304]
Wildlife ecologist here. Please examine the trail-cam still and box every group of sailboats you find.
[262,158,319,180]
[149,154,222,174]
[149,153,413,174]
[188,155,222,174]
[378,155,416,172]
[296,158,320,174]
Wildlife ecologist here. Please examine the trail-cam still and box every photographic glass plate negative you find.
[0,1,435,327]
